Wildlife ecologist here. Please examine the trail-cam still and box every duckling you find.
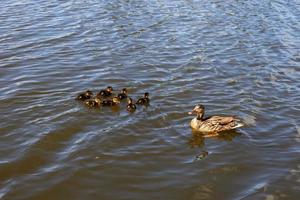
[85,97,101,107]
[101,96,121,106]
[126,97,136,112]
[136,92,150,105]
[76,90,93,101]
[97,86,113,98]
[188,104,244,133]
[117,88,128,100]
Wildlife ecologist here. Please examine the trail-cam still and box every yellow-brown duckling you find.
[117,88,128,100]
[97,86,113,98]
[85,97,101,107]
[188,104,244,133]
[136,92,150,105]
[76,90,93,101]
[101,96,121,106]
[126,97,136,112]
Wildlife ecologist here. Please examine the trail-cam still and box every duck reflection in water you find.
[188,129,241,148]
[110,105,121,113]
[189,129,241,161]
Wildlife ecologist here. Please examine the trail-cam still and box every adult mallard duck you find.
[188,104,244,133]
[76,90,93,101]
[126,97,136,112]
[136,92,150,105]
[97,86,113,98]
[101,96,120,106]
[85,97,101,107]
[117,88,128,100]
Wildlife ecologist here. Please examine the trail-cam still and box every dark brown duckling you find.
[136,92,150,105]
[85,97,101,107]
[101,96,121,106]
[76,90,93,101]
[97,86,113,98]
[117,88,128,100]
[126,97,136,112]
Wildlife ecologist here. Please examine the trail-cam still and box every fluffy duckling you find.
[85,97,101,107]
[188,104,244,133]
[136,92,150,105]
[101,96,121,106]
[126,97,136,112]
[117,88,128,100]
[76,90,93,101]
[97,86,113,98]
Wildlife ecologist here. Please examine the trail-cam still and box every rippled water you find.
[1,0,300,199]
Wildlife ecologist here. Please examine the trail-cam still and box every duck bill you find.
[188,110,196,115]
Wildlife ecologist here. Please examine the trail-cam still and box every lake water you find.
[1,0,300,199]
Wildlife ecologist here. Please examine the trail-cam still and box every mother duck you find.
[188,104,244,133]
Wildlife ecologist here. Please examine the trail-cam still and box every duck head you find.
[112,96,120,104]
[122,88,127,94]
[107,86,113,92]
[188,104,205,120]
[144,92,149,98]
[85,90,93,96]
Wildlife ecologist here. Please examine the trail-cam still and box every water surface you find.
[1,0,300,199]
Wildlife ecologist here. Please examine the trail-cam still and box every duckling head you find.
[188,104,205,119]
[112,96,120,104]
[144,92,149,98]
[85,90,93,96]
[122,88,127,94]
[107,86,113,92]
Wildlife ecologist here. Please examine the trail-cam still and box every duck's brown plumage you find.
[126,97,136,112]
[101,96,120,106]
[189,104,244,133]
[85,97,101,107]
[136,92,150,105]
[97,86,113,98]
[117,88,128,100]
[76,90,93,101]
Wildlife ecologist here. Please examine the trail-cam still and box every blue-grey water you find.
[1,0,300,199]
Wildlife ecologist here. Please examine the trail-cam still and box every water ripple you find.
[1,0,300,199]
